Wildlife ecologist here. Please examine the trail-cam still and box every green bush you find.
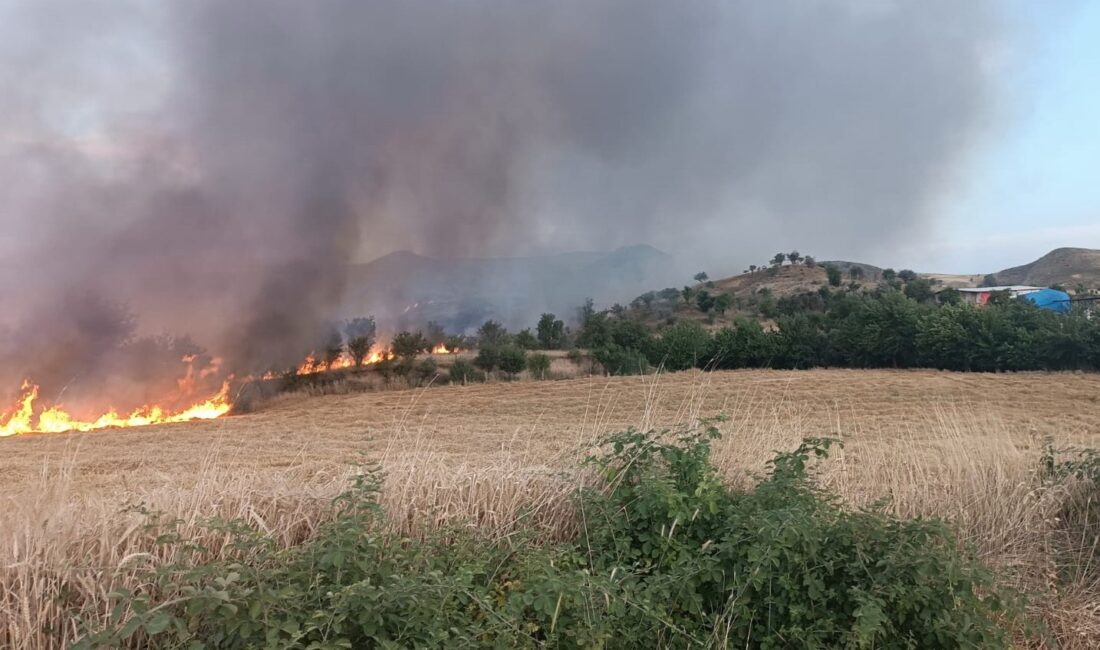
[594,344,650,375]
[654,320,712,371]
[526,352,551,379]
[448,357,486,384]
[82,424,1019,649]
[497,345,527,377]
[473,346,501,372]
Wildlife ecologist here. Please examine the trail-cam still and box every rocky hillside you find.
[991,247,1100,288]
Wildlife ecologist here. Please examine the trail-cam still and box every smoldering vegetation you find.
[0,0,1000,406]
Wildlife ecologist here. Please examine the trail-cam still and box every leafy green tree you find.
[803,256,816,268]
[594,344,651,375]
[680,286,695,305]
[391,331,428,360]
[881,268,897,281]
[787,250,802,265]
[693,271,709,283]
[748,264,758,274]
[824,264,842,287]
[980,273,999,287]
[497,346,527,378]
[898,269,918,283]
[655,320,713,370]
[473,346,501,372]
[536,313,566,349]
[903,278,936,303]
[714,293,734,315]
[477,320,510,347]
[771,252,787,267]
[526,352,551,379]
[938,287,962,305]
[514,328,539,350]
[344,317,377,367]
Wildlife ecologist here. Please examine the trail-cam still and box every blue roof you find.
[1022,288,1072,313]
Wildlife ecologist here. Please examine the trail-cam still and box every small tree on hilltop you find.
[803,256,816,268]
[787,251,802,265]
[694,271,709,284]
[898,269,918,283]
[344,317,377,367]
[714,293,733,315]
[749,264,758,274]
[391,330,428,360]
[772,252,787,267]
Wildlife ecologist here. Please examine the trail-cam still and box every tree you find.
[714,293,734,315]
[898,269,918,283]
[526,352,551,379]
[681,286,696,305]
[938,287,962,305]
[344,317,377,367]
[473,346,501,372]
[803,256,816,268]
[477,320,510,347]
[980,274,998,287]
[881,268,897,282]
[749,264,758,274]
[824,265,842,287]
[391,331,427,360]
[787,251,802,265]
[849,266,864,281]
[321,327,344,370]
[536,313,566,349]
[903,278,935,303]
[694,271,709,283]
[771,253,787,267]
[656,320,713,371]
[696,290,715,313]
[497,346,527,378]
[514,328,539,350]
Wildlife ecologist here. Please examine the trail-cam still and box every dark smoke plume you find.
[0,1,1000,405]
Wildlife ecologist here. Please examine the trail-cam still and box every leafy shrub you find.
[82,424,1019,649]
[514,328,539,350]
[594,344,650,375]
[497,346,527,377]
[448,357,485,384]
[526,352,551,379]
[654,320,712,371]
[473,346,501,372]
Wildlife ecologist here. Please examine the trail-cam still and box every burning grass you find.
[2,369,1099,647]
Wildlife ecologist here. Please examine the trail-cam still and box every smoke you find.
[0,1,1001,402]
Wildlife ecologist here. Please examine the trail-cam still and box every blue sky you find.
[907,1,1100,272]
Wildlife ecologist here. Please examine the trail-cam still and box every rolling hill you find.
[990,247,1100,288]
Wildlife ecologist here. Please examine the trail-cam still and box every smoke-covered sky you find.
[1,0,1070,393]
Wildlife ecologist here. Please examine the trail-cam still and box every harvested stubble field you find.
[3,368,1100,648]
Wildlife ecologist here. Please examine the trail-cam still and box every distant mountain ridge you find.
[341,244,678,331]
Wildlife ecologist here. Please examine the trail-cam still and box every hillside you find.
[340,245,678,332]
[991,247,1100,288]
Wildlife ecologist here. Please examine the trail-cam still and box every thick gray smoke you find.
[0,0,999,407]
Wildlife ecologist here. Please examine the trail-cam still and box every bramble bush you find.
[80,422,1020,649]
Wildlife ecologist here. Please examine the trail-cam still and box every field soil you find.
[4,369,1100,648]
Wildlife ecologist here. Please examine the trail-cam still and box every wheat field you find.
[3,369,1100,648]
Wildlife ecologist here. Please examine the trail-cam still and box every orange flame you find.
[431,344,458,354]
[0,380,231,437]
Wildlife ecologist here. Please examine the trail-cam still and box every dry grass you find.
[3,369,1100,648]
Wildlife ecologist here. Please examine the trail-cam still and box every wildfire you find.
[0,380,232,437]
[290,349,394,377]
[431,343,459,354]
